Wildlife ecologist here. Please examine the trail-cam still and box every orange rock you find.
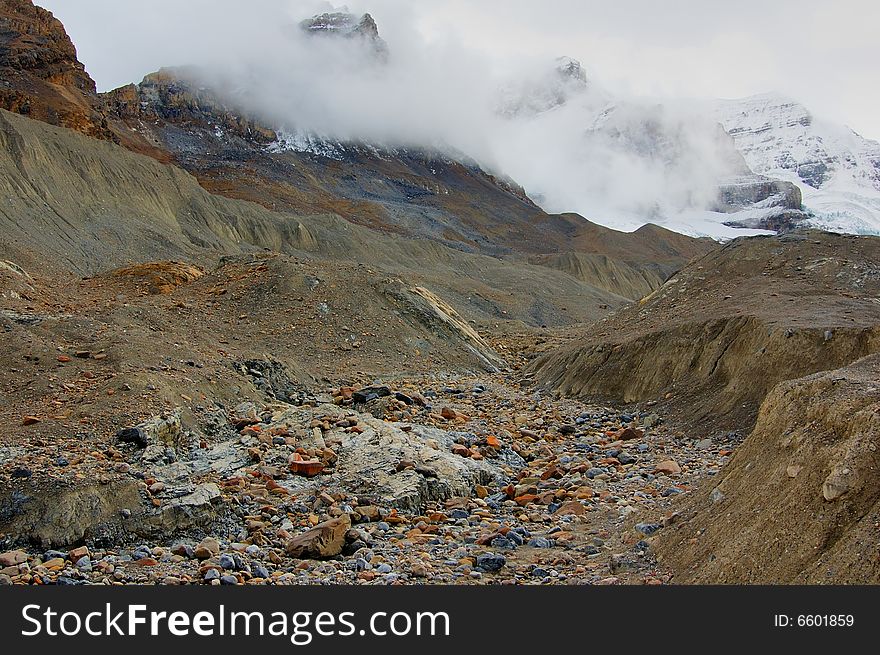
[555,500,586,516]
[615,427,645,441]
[514,494,539,507]
[486,436,501,448]
[289,460,325,477]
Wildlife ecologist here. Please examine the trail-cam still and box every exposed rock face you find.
[385,282,506,372]
[529,232,880,434]
[103,68,278,145]
[0,479,144,548]
[299,11,388,59]
[255,403,510,513]
[0,0,110,138]
[655,354,880,583]
[713,176,810,231]
[497,56,589,118]
[716,93,880,234]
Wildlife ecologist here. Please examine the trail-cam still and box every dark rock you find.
[353,386,392,404]
[475,553,506,572]
[116,427,148,448]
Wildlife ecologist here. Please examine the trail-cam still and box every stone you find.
[635,523,661,536]
[194,537,221,560]
[475,553,506,572]
[354,505,381,522]
[68,546,89,562]
[0,550,27,567]
[353,386,392,404]
[555,500,585,516]
[654,460,682,475]
[822,466,854,501]
[116,410,182,450]
[286,514,351,559]
[616,427,644,441]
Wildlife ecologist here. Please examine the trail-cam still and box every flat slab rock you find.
[266,404,510,513]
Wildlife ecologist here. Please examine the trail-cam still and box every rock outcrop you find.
[299,11,389,60]
[0,0,110,138]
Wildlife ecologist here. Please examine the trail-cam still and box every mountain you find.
[715,93,880,235]
[299,11,389,60]
[493,58,810,239]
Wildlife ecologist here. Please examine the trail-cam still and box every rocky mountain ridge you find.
[716,93,880,234]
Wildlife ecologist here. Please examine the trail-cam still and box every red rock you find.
[615,427,645,441]
[68,546,89,562]
[655,459,682,475]
[451,444,471,458]
[289,452,325,477]
[441,407,458,420]
[514,494,539,507]
[0,550,27,567]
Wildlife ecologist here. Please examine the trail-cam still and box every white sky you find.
[40,0,880,140]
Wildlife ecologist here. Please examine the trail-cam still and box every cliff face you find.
[0,0,110,137]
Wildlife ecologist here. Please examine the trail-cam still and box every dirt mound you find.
[528,232,880,434]
[112,262,205,295]
[653,354,880,584]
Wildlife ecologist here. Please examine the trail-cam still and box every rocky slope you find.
[653,354,880,583]
[528,232,880,435]
[0,108,631,329]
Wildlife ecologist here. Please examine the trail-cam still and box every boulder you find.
[286,514,351,559]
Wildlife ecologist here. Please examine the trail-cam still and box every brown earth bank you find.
[652,354,880,584]
[527,231,880,437]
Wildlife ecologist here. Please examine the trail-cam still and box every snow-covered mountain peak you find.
[715,93,880,234]
[496,56,590,118]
